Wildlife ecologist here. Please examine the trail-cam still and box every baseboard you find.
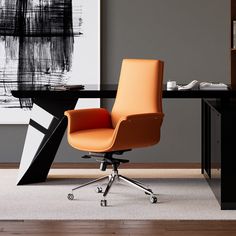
[0,162,201,169]
[0,163,20,168]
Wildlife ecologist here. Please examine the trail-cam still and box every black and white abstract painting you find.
[0,0,100,123]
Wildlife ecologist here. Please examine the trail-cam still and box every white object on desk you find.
[200,82,228,90]
[177,80,199,90]
[167,81,177,90]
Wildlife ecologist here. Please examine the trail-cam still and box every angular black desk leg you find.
[17,98,78,185]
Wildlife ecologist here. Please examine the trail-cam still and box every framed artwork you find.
[0,0,100,124]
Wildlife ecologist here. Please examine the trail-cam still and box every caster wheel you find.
[96,187,103,193]
[150,195,157,204]
[67,193,74,200]
[100,199,107,207]
[145,189,153,195]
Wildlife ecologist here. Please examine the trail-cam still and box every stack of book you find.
[45,84,85,91]
[233,21,236,49]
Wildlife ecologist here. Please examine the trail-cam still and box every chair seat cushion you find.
[68,128,115,152]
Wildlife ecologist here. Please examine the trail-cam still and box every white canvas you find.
[0,0,100,124]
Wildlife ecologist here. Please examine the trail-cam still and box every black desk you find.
[11,85,236,210]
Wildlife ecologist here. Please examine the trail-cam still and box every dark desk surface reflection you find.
[11,84,236,99]
[11,84,118,99]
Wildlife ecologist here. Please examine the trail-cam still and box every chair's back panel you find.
[111,59,164,127]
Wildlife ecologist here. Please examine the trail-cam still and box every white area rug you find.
[1,169,236,220]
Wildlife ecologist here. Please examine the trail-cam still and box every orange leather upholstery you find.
[64,59,164,153]
[65,108,112,133]
[111,59,164,127]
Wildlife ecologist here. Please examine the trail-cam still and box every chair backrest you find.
[111,59,164,127]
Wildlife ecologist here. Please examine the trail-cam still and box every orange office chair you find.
[65,59,164,206]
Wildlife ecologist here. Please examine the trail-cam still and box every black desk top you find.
[11,84,236,99]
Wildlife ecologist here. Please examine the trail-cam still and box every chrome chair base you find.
[67,169,158,206]
[68,151,158,206]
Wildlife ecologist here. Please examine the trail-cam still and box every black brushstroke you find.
[0,0,80,36]
[0,0,83,108]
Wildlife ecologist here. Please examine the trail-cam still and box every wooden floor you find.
[1,220,236,236]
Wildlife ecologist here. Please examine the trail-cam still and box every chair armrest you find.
[64,108,112,133]
[110,113,164,150]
